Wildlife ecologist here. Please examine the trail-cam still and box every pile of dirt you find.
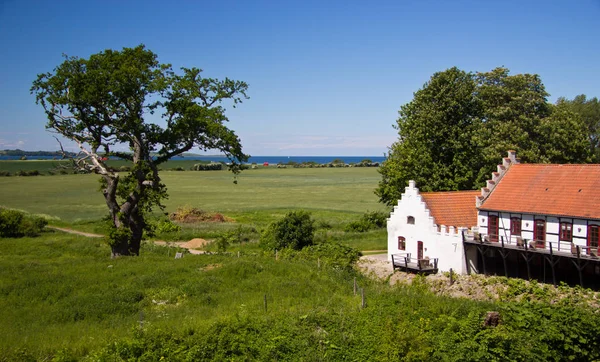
[169,206,233,223]
[179,238,209,249]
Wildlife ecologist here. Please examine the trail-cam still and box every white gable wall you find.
[387,181,470,273]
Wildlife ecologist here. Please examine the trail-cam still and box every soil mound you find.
[169,207,233,223]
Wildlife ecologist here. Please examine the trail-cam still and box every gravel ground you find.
[357,253,600,308]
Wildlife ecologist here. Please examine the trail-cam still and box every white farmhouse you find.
[387,151,600,286]
[387,180,479,274]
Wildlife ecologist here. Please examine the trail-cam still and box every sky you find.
[0,0,599,156]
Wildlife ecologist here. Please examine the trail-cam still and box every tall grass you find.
[3,231,599,360]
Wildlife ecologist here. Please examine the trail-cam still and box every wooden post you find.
[275,249,278,261]
[361,288,365,309]
[449,268,454,285]
[404,257,408,274]
[501,238,509,277]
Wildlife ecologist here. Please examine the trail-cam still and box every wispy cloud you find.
[0,139,26,148]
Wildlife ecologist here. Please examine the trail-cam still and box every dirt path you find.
[46,226,104,238]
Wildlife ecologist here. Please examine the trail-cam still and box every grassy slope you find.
[2,232,599,361]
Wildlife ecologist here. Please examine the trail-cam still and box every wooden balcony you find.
[462,230,600,287]
[391,253,439,275]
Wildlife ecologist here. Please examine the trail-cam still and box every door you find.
[489,215,499,242]
[417,241,423,260]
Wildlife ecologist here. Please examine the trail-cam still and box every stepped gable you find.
[420,190,480,228]
[478,152,600,220]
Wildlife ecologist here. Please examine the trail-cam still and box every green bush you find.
[0,209,48,237]
[260,210,315,250]
[192,162,223,171]
[0,171,10,176]
[345,211,387,232]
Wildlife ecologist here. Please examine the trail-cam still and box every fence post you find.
[275,249,278,261]
[361,288,366,309]
[449,268,454,285]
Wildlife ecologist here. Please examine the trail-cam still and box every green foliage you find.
[0,208,47,237]
[260,210,315,250]
[377,67,482,204]
[192,162,223,171]
[345,211,387,232]
[557,94,600,161]
[377,66,596,205]
[31,44,249,256]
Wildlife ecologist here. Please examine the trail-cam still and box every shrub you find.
[301,241,362,269]
[0,209,48,237]
[345,211,387,232]
[0,171,10,176]
[192,162,223,171]
[260,210,315,250]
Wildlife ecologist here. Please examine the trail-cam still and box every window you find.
[407,216,415,225]
[589,225,599,249]
[510,217,521,236]
[534,219,546,248]
[488,215,499,242]
[560,222,573,242]
[397,236,406,251]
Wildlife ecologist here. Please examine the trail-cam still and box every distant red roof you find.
[480,164,600,220]
[421,190,479,227]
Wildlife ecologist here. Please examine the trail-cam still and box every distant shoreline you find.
[0,155,386,164]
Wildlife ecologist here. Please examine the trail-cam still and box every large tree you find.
[377,67,593,206]
[31,45,248,257]
[376,67,483,205]
[556,94,600,162]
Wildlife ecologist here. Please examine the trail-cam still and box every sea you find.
[0,155,386,164]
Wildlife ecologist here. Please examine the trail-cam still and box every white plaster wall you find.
[387,181,467,273]
[387,181,435,261]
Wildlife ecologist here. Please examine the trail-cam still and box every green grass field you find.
[0,167,388,250]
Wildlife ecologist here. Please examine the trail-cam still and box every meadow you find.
[0,166,389,250]
[2,164,600,360]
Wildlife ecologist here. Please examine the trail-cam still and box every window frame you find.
[510,217,521,237]
[588,225,599,249]
[407,216,415,225]
[559,221,573,242]
[397,236,406,251]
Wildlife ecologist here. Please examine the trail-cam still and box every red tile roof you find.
[480,164,600,220]
[421,190,480,227]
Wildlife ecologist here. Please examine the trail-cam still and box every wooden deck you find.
[462,231,600,287]
[391,253,439,275]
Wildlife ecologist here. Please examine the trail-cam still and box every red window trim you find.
[588,225,599,249]
[534,219,546,248]
[488,215,499,242]
[559,221,573,242]
[397,236,406,251]
[510,217,521,236]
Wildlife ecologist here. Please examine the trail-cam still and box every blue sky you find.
[1,0,599,156]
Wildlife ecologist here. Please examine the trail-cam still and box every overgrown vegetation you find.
[2,232,600,360]
[0,208,47,237]
[345,210,387,232]
[260,210,316,251]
